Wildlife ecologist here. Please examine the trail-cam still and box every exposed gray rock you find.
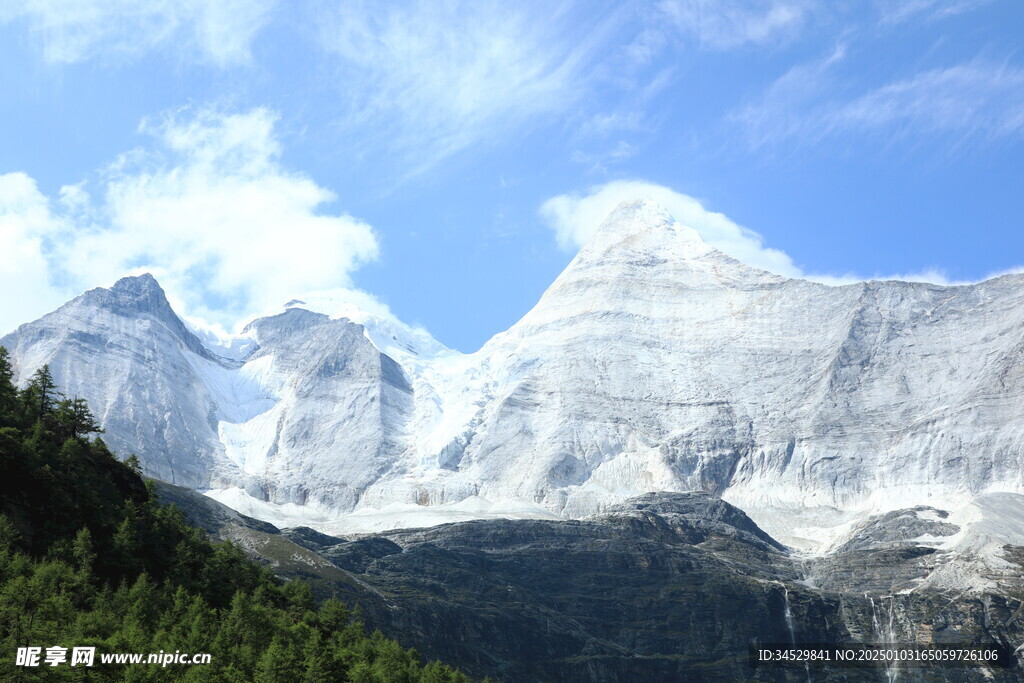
[281,525,348,552]
[151,479,279,536]
[836,507,960,553]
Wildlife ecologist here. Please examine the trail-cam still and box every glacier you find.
[4,199,1024,557]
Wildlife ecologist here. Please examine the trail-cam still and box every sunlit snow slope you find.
[5,199,1024,547]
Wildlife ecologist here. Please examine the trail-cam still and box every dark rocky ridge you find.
[835,507,960,553]
[348,494,821,681]
[159,488,1024,681]
[152,480,279,535]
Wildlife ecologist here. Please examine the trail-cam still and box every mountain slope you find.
[1,274,228,487]
[5,200,1024,549]
[422,201,1024,545]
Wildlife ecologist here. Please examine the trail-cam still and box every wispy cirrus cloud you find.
[657,0,812,50]
[1,0,823,181]
[874,0,994,25]
[0,0,275,66]
[315,0,624,175]
[577,111,647,140]
[731,52,1024,151]
[727,44,845,149]
[570,141,639,173]
[827,61,1024,142]
[313,0,820,177]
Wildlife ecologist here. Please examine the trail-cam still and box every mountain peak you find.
[96,273,176,319]
[109,272,164,298]
[112,271,160,289]
[605,198,677,227]
[580,199,709,260]
[81,273,231,365]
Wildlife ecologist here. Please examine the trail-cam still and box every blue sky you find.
[1,0,1023,351]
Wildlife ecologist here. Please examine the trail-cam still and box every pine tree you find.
[0,427,22,478]
[0,514,19,552]
[254,635,303,682]
[125,572,161,633]
[282,578,315,617]
[0,348,17,427]
[22,364,59,423]
[112,502,142,578]
[71,530,92,564]
[54,397,103,439]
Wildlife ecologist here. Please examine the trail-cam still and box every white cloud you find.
[0,173,71,334]
[316,0,618,174]
[658,0,810,50]
[2,0,274,66]
[539,180,1024,286]
[732,55,1024,149]
[0,108,382,335]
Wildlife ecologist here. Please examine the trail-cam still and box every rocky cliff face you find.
[173,488,1024,682]
[5,200,1024,550]
[341,494,1024,681]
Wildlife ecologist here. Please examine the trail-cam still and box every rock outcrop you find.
[171,488,1024,681]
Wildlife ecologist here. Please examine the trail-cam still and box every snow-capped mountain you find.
[5,199,1024,547]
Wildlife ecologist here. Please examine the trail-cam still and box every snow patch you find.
[203,487,336,528]
[202,487,561,535]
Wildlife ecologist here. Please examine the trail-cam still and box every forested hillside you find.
[0,347,467,682]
